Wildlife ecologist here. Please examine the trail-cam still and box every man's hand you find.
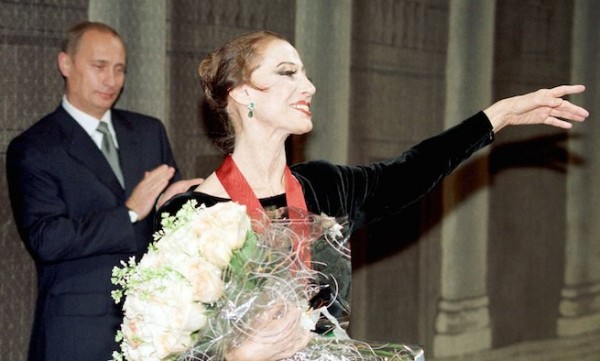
[125,164,176,220]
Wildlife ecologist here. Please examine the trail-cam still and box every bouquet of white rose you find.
[110,200,424,361]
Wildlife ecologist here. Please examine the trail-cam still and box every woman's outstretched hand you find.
[484,85,589,133]
[225,303,312,361]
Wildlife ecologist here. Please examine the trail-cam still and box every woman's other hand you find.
[225,303,313,361]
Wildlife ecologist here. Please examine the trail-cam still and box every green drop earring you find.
[247,102,256,118]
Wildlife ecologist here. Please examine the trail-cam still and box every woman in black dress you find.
[158,30,588,361]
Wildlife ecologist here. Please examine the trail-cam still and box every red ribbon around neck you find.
[216,155,311,267]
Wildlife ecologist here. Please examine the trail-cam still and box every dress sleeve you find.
[293,111,494,231]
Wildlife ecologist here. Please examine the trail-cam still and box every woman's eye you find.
[280,70,296,77]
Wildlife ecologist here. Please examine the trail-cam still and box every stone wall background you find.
[1,1,599,360]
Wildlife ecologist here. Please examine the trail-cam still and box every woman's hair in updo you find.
[198,30,286,153]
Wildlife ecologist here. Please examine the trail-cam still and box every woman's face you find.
[246,39,316,135]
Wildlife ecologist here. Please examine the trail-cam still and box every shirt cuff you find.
[128,209,139,223]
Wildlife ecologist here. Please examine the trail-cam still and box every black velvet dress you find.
[157,111,493,233]
[155,111,493,337]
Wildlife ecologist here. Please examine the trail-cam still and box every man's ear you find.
[229,85,252,107]
[57,52,71,77]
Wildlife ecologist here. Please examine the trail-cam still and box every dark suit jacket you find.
[6,106,181,361]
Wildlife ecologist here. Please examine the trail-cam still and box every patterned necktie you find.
[96,121,124,187]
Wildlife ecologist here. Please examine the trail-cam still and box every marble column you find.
[433,0,495,357]
[560,0,600,337]
[88,0,169,125]
[294,0,352,164]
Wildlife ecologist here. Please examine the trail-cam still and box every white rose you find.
[162,251,197,275]
[220,222,248,250]
[121,316,159,361]
[184,259,224,303]
[137,249,165,270]
[193,202,250,251]
[215,203,251,250]
[121,317,143,347]
[146,302,207,358]
[156,223,201,257]
[150,328,188,359]
[179,301,209,332]
[198,230,233,268]
[123,294,148,320]
[123,341,159,361]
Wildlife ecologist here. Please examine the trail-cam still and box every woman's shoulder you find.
[290,160,360,193]
[291,159,338,175]
[154,189,226,230]
[291,159,369,182]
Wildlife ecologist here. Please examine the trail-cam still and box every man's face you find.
[59,29,126,119]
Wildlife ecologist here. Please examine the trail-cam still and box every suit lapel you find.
[112,111,140,194]
[57,107,125,198]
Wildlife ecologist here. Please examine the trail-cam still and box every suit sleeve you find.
[7,139,138,264]
[158,119,181,183]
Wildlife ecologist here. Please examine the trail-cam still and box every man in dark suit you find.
[6,21,196,361]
